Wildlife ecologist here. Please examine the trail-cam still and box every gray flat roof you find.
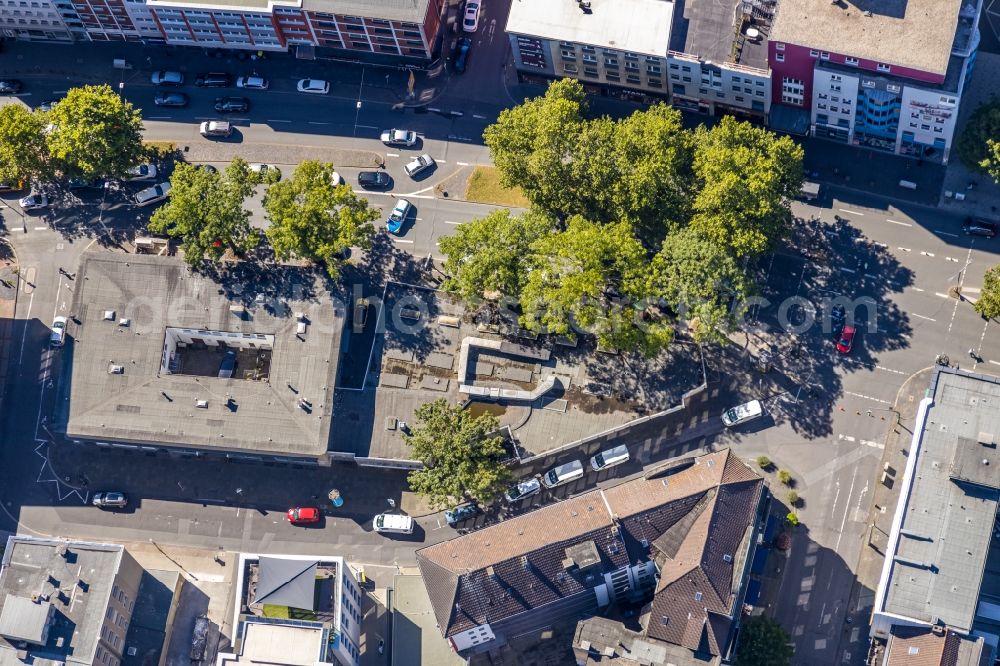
[770,0,964,77]
[668,0,770,70]
[391,575,465,666]
[506,0,674,57]
[66,254,342,459]
[0,537,124,666]
[880,370,1000,632]
[148,0,430,22]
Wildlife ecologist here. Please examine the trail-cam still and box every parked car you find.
[286,506,321,524]
[373,513,413,534]
[540,459,584,488]
[195,72,231,87]
[721,399,763,427]
[91,491,127,509]
[249,163,281,180]
[330,171,345,187]
[0,180,26,192]
[403,154,435,177]
[453,37,472,73]
[463,1,481,32]
[353,297,369,331]
[38,99,60,111]
[68,178,106,190]
[200,120,233,138]
[151,70,184,86]
[963,217,998,238]
[134,182,171,207]
[218,349,236,378]
[381,128,418,146]
[125,163,158,181]
[590,444,630,472]
[386,199,412,234]
[50,316,67,347]
[154,92,188,107]
[504,477,541,502]
[296,78,330,94]
[836,324,856,354]
[0,80,23,94]
[236,75,268,90]
[444,503,480,526]
[358,171,391,189]
[214,96,250,113]
[18,193,48,210]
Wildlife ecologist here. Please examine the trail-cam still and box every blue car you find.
[444,503,480,526]
[386,199,412,235]
[454,38,472,74]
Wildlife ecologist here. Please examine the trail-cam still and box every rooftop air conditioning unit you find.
[118,318,130,327]
[196,400,209,409]
[108,365,124,375]
[103,310,116,321]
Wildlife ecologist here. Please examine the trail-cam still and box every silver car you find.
[404,154,435,177]
[92,492,128,509]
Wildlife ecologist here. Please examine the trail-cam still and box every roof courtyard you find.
[330,284,706,462]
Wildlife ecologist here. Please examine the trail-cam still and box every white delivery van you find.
[590,444,630,471]
[540,459,585,488]
[373,513,413,534]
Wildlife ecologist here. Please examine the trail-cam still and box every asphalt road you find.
[2,36,1000,666]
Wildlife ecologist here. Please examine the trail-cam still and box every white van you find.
[721,399,763,427]
[590,444,630,472]
[373,513,413,534]
[540,459,585,488]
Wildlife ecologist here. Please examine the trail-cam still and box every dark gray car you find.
[154,92,188,107]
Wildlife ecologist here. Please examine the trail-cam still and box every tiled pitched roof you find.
[415,449,764,646]
[884,626,981,666]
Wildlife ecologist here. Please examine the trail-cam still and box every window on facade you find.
[818,103,827,110]
[561,50,575,60]
[583,67,598,77]
[831,105,839,112]
[775,53,784,62]
[563,63,577,73]
[627,75,640,84]
[682,76,691,82]
[877,63,890,72]
[670,74,679,80]
[809,49,819,57]
[775,42,784,50]
[845,57,858,65]
[647,65,660,74]
[672,83,685,94]
[732,85,740,92]
[581,45,595,53]
[921,124,930,130]
[605,58,617,66]
[735,95,745,102]
[606,72,620,81]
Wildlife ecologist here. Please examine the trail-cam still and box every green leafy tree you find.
[756,455,771,470]
[648,227,749,343]
[483,78,587,216]
[263,160,377,278]
[0,105,49,184]
[786,490,799,506]
[975,264,1000,320]
[785,512,800,527]
[149,159,259,268]
[45,84,144,179]
[690,116,803,258]
[519,217,669,354]
[956,99,1000,182]
[777,469,792,486]
[404,398,512,509]
[439,209,555,303]
[734,615,793,666]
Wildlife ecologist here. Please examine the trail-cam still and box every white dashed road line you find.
[840,267,857,274]
[844,391,892,405]
[267,119,291,123]
[456,161,469,166]
[936,292,951,298]
[911,287,924,292]
[990,360,1000,367]
[897,247,911,252]
[473,114,488,119]
[935,231,959,238]
[443,220,462,225]
[385,153,400,157]
[911,313,936,321]
[308,121,329,125]
[885,219,912,227]
[945,257,959,262]
[861,439,884,449]
[876,366,907,376]
[839,209,865,216]
[33,226,47,231]
[391,238,415,244]
[920,251,935,257]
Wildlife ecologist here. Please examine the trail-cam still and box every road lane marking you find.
[308,121,329,125]
[357,124,378,130]
[437,160,447,163]
[920,251,935,257]
[911,287,924,292]
[456,161,469,166]
[385,153,400,157]
[267,119,291,123]
[839,209,865,216]
[864,273,878,279]
[839,435,856,442]
[839,267,857,274]
[911,313,936,321]
[945,257,958,262]
[472,114,488,119]
[885,219,911,226]
[990,360,1000,366]
[935,230,959,238]
[427,107,442,112]
[861,439,883,449]
[52,90,68,94]
[936,292,950,298]
[146,116,173,120]
[391,238,415,244]
[844,391,892,405]
[876,366,907,375]
[33,226,47,231]
[443,220,462,225]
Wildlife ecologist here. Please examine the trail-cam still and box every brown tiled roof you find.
[884,626,978,666]
[415,449,764,646]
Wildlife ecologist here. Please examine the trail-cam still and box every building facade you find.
[0,0,443,61]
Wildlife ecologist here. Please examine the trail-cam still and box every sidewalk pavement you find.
[834,367,933,661]
[0,242,18,423]
[178,142,384,169]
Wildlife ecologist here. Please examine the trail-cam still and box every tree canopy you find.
[0,104,48,184]
[45,84,145,179]
[263,160,378,278]
[974,264,1000,320]
[148,159,259,268]
[404,398,512,509]
[733,615,793,666]
[957,98,1000,183]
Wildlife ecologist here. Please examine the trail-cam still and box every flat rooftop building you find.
[65,254,343,464]
[870,368,1000,663]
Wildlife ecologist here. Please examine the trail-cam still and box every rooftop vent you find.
[103,310,116,321]
[109,364,124,375]
[695,591,703,601]
[977,432,995,446]
[908,647,919,655]
[118,318,130,327]
[723,554,733,562]
[196,400,209,409]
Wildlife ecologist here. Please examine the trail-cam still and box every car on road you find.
[68,178,106,190]
[353,297,369,331]
[386,199,412,234]
[236,75,269,90]
[214,96,250,113]
[0,80,23,94]
[38,99,60,111]
[154,92,188,108]
[91,491,127,509]
[540,459,585,489]
[453,37,472,73]
[126,163,158,181]
[721,399,763,427]
[286,506,321,524]
[151,70,184,86]
[463,1,481,32]
[403,154,435,177]
[297,78,330,94]
[218,349,237,378]
[373,513,414,534]
[444,503,480,526]
[50,316,67,347]
[195,72,231,87]
[249,163,281,180]
[590,444,630,472]
[134,182,171,207]
[330,171,344,186]
[504,477,541,502]
[381,128,418,146]
[358,171,391,189]
[18,192,48,210]
[963,217,998,238]
[200,120,233,138]
[836,324,856,354]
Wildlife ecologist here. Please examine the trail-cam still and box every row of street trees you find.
[438,79,804,353]
[151,159,379,278]
[0,85,145,183]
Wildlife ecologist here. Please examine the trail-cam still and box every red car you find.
[836,325,856,354]
[286,507,320,524]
